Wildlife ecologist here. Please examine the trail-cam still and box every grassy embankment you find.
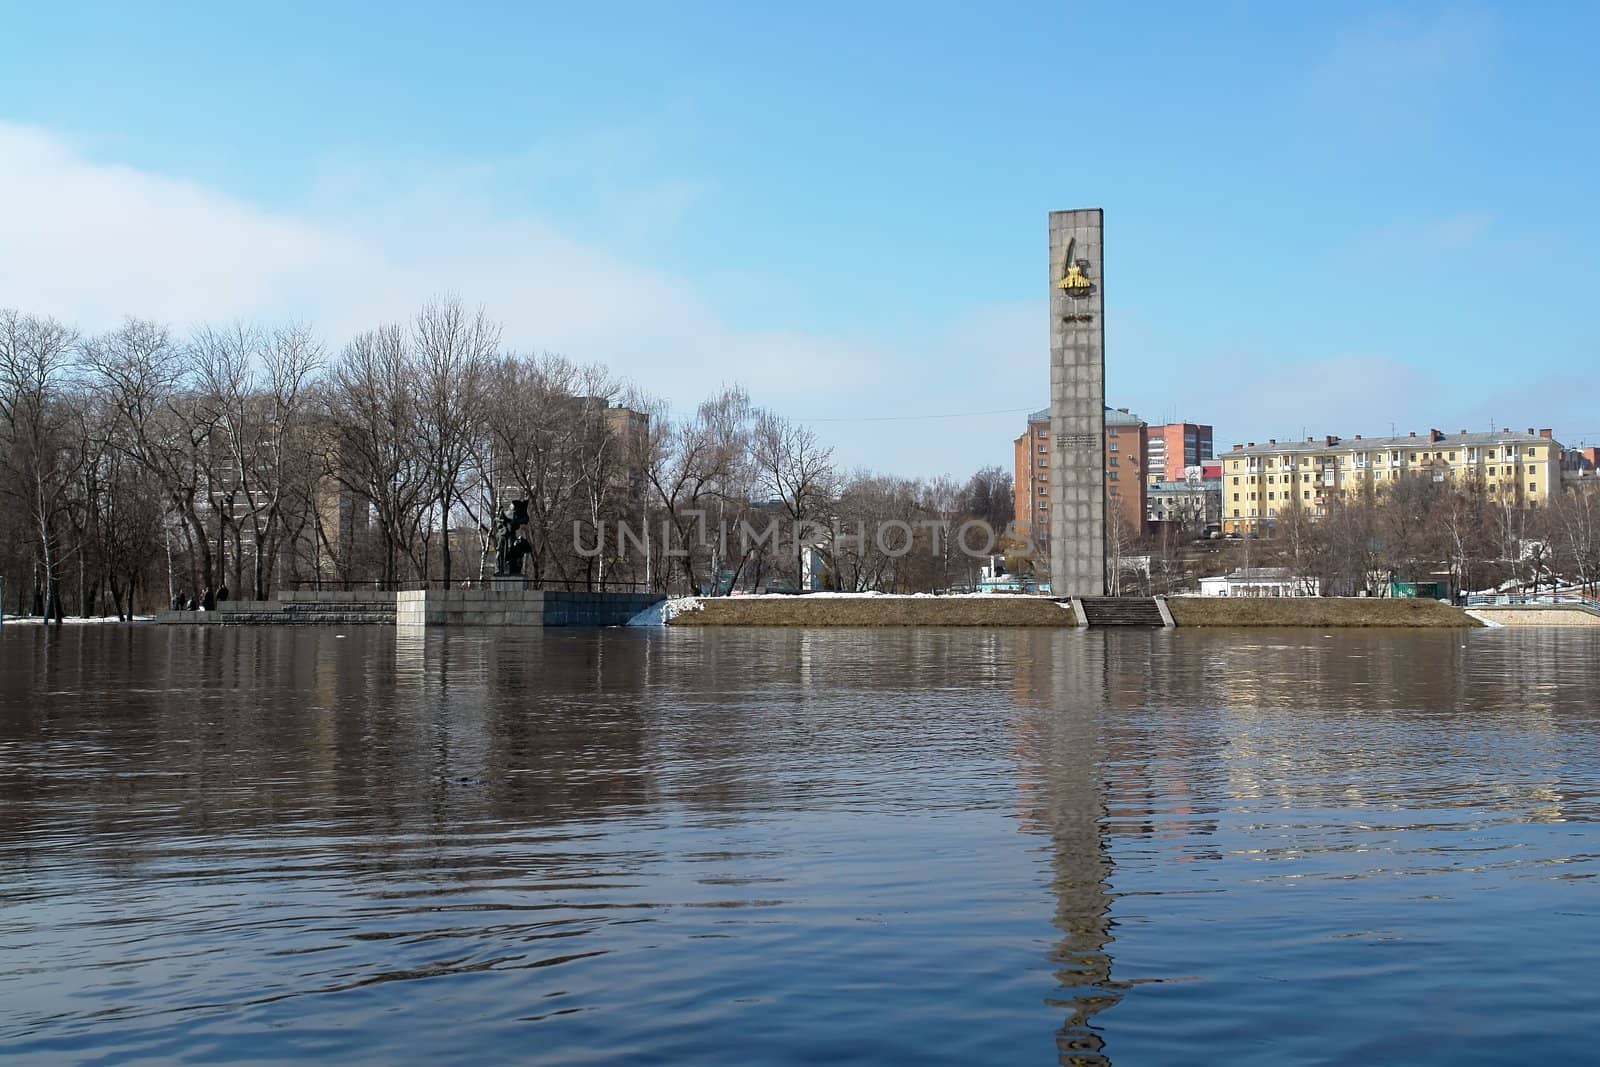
[1167,596,1480,628]
[668,595,1076,627]
[669,594,1481,628]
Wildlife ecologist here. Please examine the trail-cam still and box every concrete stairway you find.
[1076,596,1172,628]
[258,601,396,625]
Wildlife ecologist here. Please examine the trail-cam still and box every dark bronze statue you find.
[493,499,532,576]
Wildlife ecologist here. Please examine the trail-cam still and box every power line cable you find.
[791,405,1039,424]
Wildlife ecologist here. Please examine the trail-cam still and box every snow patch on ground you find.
[626,597,704,626]
[708,591,1033,600]
[1464,610,1504,628]
[0,615,154,626]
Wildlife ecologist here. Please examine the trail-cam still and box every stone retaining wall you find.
[1468,606,1600,627]
[1167,596,1479,628]
[396,589,662,627]
[669,595,1078,627]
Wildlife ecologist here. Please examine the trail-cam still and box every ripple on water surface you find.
[0,624,1596,1064]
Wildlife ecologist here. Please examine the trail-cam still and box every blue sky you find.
[2,2,1597,475]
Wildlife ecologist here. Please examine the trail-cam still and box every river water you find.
[0,625,1596,1064]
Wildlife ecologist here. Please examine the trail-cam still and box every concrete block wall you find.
[541,591,664,627]
[395,589,663,628]
[396,588,544,627]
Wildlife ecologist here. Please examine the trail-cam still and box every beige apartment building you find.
[1220,427,1563,536]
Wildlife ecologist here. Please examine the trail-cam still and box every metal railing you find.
[1465,592,1600,610]
[282,577,653,593]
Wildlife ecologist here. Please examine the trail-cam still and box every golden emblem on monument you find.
[1056,238,1094,295]
[1058,262,1092,291]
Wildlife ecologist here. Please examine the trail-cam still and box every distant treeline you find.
[0,300,1016,621]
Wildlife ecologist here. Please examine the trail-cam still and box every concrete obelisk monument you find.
[1048,209,1107,596]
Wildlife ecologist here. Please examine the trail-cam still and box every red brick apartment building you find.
[1013,406,1149,544]
[1143,422,1214,485]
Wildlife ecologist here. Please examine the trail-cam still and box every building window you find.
[1038,430,1047,439]
[1038,501,1047,510]
[1038,445,1047,453]
[1109,456,1119,465]
[1232,509,1240,517]
[1108,471,1118,480]
[1268,492,1276,501]
[1233,493,1240,501]
[1303,490,1311,500]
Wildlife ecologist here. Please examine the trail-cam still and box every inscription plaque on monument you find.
[1048,209,1107,596]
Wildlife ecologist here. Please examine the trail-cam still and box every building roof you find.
[1105,407,1144,426]
[1224,429,1559,457]
[1150,479,1220,492]
[1027,405,1145,426]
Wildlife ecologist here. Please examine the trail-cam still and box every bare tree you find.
[958,466,1015,537]
[0,310,80,622]
[644,385,753,593]
[750,410,835,586]
[413,297,499,585]
[84,318,233,602]
[1320,484,1383,595]
[1272,494,1325,595]
[486,354,610,584]
[326,325,430,584]
[1548,481,1600,596]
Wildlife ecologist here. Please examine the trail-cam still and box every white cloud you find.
[0,123,368,325]
[1305,9,1496,129]
[20,119,1557,481]
[0,120,876,410]
[1364,211,1494,255]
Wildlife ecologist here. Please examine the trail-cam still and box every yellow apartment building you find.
[1220,427,1563,536]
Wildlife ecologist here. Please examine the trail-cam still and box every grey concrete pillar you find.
[1048,208,1107,596]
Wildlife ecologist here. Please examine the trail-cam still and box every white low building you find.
[1199,567,1321,598]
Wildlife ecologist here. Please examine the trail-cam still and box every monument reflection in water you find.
[1011,635,1120,1064]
